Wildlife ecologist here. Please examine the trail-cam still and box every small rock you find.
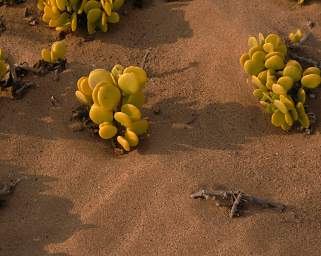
[50,96,59,107]
[304,127,313,135]
[28,18,38,26]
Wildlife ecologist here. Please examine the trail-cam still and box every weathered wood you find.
[191,189,286,218]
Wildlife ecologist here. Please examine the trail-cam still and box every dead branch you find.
[230,191,243,218]
[191,189,285,218]
[140,48,151,70]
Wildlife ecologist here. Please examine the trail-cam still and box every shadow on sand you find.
[0,161,95,256]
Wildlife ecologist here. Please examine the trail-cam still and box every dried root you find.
[191,189,285,218]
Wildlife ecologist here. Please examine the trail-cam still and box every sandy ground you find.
[1,0,321,255]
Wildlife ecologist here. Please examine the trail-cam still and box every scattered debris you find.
[141,48,152,70]
[50,96,59,107]
[0,178,21,207]
[28,17,38,26]
[0,53,35,99]
[0,16,6,34]
[71,105,98,134]
[230,191,244,218]
[0,0,25,6]
[152,105,161,115]
[15,59,67,77]
[191,189,286,218]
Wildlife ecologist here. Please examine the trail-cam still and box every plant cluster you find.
[75,65,148,151]
[240,33,321,131]
[37,0,125,34]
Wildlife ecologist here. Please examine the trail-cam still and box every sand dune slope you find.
[1,0,321,255]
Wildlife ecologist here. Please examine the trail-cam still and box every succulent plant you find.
[37,0,125,34]
[240,33,321,131]
[75,64,148,151]
[41,40,67,63]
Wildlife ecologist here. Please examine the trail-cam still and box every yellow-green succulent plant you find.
[75,64,149,152]
[240,33,321,131]
[41,40,67,63]
[37,0,125,34]
[289,29,303,44]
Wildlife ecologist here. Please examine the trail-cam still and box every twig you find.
[13,81,34,99]
[140,48,151,69]
[191,189,285,218]
[230,192,243,218]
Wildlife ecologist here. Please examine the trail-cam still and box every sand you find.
[1,0,321,255]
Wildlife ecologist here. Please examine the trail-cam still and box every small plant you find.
[240,33,321,131]
[75,64,148,152]
[289,29,303,44]
[41,40,66,63]
[37,0,125,34]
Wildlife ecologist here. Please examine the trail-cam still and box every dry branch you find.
[191,189,285,218]
[140,48,152,70]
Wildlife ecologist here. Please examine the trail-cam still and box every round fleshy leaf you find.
[89,104,113,124]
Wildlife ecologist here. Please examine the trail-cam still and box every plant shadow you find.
[138,96,285,154]
[94,0,193,49]
[0,161,95,256]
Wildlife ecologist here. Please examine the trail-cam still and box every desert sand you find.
[1,0,321,255]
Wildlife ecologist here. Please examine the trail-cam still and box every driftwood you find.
[191,189,286,218]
